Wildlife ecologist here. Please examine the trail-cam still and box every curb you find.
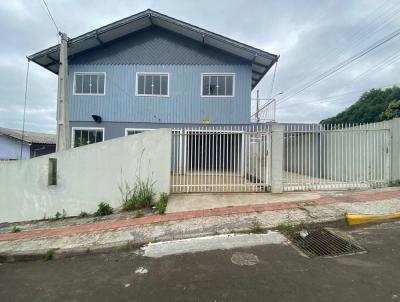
[2,188,400,242]
[0,217,348,263]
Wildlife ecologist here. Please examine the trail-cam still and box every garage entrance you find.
[171,126,271,193]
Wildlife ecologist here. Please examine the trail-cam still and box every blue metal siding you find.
[68,64,252,124]
[69,27,250,66]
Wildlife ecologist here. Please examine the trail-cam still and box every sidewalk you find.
[1,187,399,261]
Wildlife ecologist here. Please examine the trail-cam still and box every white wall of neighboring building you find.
[0,129,171,223]
[0,135,30,160]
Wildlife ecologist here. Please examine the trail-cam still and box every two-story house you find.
[29,9,278,147]
[28,9,278,192]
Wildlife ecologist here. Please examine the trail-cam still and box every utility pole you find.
[56,32,70,151]
[256,89,260,123]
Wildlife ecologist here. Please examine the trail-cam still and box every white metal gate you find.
[171,125,272,193]
[283,122,391,191]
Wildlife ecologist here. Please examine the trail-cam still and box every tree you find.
[321,86,400,125]
[380,100,400,120]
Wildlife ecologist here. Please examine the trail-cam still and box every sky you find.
[0,0,400,133]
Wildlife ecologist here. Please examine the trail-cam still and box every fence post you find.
[389,118,400,182]
[271,123,284,193]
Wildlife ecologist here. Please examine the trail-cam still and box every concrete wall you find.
[0,129,171,223]
[0,135,30,160]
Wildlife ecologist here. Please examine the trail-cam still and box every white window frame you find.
[73,72,106,96]
[201,73,235,98]
[71,127,105,148]
[124,128,154,136]
[135,72,170,97]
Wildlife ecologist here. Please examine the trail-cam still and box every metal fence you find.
[171,125,271,193]
[283,122,391,191]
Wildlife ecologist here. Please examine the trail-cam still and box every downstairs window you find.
[72,128,104,147]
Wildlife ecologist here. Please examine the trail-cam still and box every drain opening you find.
[289,228,366,258]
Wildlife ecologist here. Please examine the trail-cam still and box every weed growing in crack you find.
[121,242,132,252]
[11,226,21,233]
[250,218,263,234]
[43,249,57,261]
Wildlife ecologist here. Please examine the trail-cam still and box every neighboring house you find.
[28,9,278,147]
[0,127,55,160]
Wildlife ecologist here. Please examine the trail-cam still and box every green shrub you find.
[155,192,169,214]
[11,226,21,233]
[78,211,89,218]
[94,202,113,216]
[120,178,156,211]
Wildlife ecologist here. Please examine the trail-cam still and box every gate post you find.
[271,123,284,193]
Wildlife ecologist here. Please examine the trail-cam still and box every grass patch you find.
[11,226,21,233]
[48,209,67,222]
[43,249,57,261]
[277,222,295,235]
[120,178,156,211]
[155,192,169,215]
[94,202,113,216]
[250,217,263,234]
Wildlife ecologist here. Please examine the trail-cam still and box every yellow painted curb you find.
[347,212,400,225]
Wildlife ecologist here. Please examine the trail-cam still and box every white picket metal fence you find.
[283,122,391,191]
[171,125,272,193]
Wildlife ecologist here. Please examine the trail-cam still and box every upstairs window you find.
[72,127,104,147]
[202,73,235,97]
[136,73,169,97]
[74,73,105,95]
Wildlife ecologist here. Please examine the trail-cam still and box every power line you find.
[278,82,400,109]
[276,26,400,106]
[294,1,400,88]
[269,61,278,98]
[20,59,31,160]
[41,0,60,34]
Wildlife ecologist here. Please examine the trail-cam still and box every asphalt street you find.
[1,221,400,302]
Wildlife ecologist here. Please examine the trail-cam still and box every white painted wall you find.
[0,135,30,160]
[0,129,171,223]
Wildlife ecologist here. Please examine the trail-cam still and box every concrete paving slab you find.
[142,232,286,258]
[166,192,322,213]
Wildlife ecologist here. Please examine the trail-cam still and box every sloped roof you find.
[28,9,278,89]
[0,127,55,145]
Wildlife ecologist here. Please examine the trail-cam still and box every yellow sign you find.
[202,119,209,125]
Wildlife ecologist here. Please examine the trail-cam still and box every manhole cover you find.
[231,252,259,266]
[289,228,366,258]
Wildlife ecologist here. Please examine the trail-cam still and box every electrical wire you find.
[276,26,400,106]
[269,61,278,98]
[42,0,60,34]
[20,59,30,160]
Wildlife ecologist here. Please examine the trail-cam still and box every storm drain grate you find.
[289,228,366,258]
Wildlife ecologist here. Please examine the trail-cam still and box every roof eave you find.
[28,9,279,85]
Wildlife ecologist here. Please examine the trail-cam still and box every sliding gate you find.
[171,125,272,193]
